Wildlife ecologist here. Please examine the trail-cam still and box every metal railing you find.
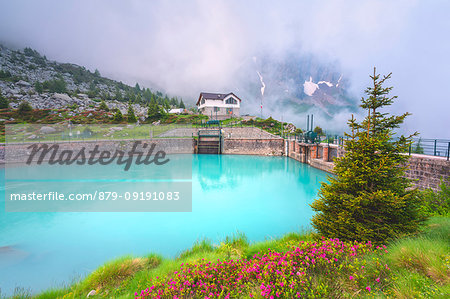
[408,138,450,160]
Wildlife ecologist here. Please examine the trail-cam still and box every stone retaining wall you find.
[404,154,449,190]
[287,140,450,191]
[2,138,448,191]
[2,138,194,163]
[223,139,284,156]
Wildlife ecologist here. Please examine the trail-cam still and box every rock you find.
[28,134,37,139]
[39,126,57,134]
[16,80,31,87]
[52,93,72,102]
[87,290,96,297]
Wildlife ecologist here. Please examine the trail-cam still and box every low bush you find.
[420,178,450,216]
[136,238,390,298]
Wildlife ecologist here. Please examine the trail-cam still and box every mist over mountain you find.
[233,52,357,131]
[0,0,449,137]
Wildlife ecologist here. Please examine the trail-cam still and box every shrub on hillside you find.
[419,178,450,216]
[136,238,391,299]
[0,89,9,109]
[17,101,33,113]
[311,68,425,244]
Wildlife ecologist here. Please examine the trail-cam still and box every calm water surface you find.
[0,154,329,296]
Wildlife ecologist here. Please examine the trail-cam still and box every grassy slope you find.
[9,217,447,299]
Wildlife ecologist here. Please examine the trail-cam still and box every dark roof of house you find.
[196,92,242,105]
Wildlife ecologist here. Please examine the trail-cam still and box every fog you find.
[0,0,449,137]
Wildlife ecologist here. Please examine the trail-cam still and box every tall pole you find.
[311,114,314,131]
[307,115,310,131]
[260,94,263,119]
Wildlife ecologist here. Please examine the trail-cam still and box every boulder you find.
[16,80,31,87]
[52,93,72,102]
[39,126,57,134]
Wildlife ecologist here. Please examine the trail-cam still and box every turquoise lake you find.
[0,154,329,296]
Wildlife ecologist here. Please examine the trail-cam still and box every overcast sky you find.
[0,0,449,138]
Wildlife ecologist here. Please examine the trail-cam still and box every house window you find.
[225,98,237,105]
[201,99,205,105]
[214,107,220,112]
[226,108,233,114]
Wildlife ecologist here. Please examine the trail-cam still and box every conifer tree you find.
[179,99,186,109]
[114,87,123,101]
[99,100,109,111]
[113,109,123,122]
[127,102,137,123]
[147,97,161,122]
[412,138,424,154]
[0,89,9,109]
[310,68,424,243]
[163,98,170,112]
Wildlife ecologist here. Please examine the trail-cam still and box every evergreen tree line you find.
[4,47,187,110]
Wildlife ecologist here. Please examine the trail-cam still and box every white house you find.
[196,92,241,118]
[168,108,185,114]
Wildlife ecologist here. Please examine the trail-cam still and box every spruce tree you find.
[179,99,186,109]
[99,100,109,111]
[163,98,171,112]
[147,97,161,122]
[412,138,424,154]
[113,109,123,122]
[310,68,424,243]
[127,102,137,123]
[0,89,9,109]
[18,101,33,113]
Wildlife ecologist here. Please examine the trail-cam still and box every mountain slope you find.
[0,44,184,116]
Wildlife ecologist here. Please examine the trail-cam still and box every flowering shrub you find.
[136,238,390,298]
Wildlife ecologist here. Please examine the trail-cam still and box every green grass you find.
[7,218,449,298]
[366,216,450,298]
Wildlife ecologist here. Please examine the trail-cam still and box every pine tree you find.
[18,101,33,113]
[99,100,109,111]
[113,109,123,122]
[179,99,185,109]
[163,98,171,112]
[170,97,178,107]
[412,138,424,154]
[127,102,137,123]
[310,68,424,243]
[0,89,9,109]
[34,81,43,94]
[114,87,123,101]
[147,97,161,122]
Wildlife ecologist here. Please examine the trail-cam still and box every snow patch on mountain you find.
[318,81,333,87]
[303,76,319,96]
